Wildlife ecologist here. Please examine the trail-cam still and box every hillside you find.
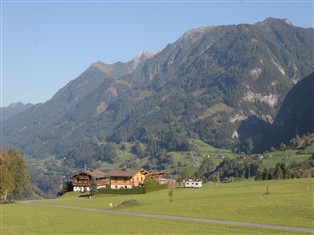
[263,72,314,149]
[2,18,314,195]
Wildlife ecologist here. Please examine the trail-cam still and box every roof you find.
[71,169,107,179]
[107,168,148,177]
[149,170,167,176]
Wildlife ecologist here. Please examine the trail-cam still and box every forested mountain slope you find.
[264,72,314,149]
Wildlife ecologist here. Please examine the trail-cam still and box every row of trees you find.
[0,148,29,203]
[197,154,314,182]
[200,157,261,181]
[255,156,314,180]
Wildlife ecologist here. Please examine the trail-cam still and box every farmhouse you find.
[70,167,149,191]
[71,169,109,192]
[184,179,202,188]
[108,167,149,189]
[149,170,176,187]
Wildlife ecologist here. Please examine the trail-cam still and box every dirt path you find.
[190,151,199,166]
[19,200,313,234]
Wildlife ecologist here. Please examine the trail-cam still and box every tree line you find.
[197,154,314,183]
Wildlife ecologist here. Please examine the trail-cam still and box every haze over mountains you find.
[1,18,314,195]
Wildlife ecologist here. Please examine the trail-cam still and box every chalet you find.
[184,179,202,188]
[71,169,110,192]
[149,170,167,181]
[149,170,176,187]
[108,167,149,189]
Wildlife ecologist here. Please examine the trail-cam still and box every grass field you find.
[2,203,305,235]
[2,178,312,234]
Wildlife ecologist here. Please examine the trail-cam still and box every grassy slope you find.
[62,138,312,178]
[38,179,313,228]
[262,150,312,167]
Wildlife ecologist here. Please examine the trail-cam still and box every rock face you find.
[2,17,314,159]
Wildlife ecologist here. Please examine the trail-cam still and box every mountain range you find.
[2,17,314,180]
[0,102,33,120]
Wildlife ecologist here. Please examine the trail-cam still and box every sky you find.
[1,0,313,107]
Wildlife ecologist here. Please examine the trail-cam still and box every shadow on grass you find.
[79,194,92,198]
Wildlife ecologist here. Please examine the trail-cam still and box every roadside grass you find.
[1,203,304,235]
[40,178,314,228]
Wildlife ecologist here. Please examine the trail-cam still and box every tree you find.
[7,148,29,195]
[243,138,254,154]
[168,188,174,202]
[59,181,73,196]
[179,169,189,181]
[0,152,14,203]
[273,163,284,179]
[199,157,215,177]
[0,148,29,203]
[90,177,98,196]
[280,143,287,151]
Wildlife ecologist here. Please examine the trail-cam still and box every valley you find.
[1,17,313,198]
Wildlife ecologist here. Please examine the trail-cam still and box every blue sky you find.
[1,1,313,107]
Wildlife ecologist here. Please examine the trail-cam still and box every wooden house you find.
[149,170,175,187]
[107,167,149,189]
[71,169,110,192]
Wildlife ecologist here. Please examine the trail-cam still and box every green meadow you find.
[1,178,313,234]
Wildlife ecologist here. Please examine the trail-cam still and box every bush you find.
[114,199,141,209]
[145,177,168,193]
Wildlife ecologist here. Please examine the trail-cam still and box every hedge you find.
[98,187,146,194]
[97,184,168,195]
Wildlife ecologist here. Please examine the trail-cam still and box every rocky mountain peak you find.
[255,17,294,28]
[129,50,154,70]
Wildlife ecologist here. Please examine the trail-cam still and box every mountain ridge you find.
[2,17,314,166]
[0,102,33,120]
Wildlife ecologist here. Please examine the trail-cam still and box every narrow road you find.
[19,200,313,234]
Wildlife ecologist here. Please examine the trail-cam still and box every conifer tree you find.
[90,177,98,196]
